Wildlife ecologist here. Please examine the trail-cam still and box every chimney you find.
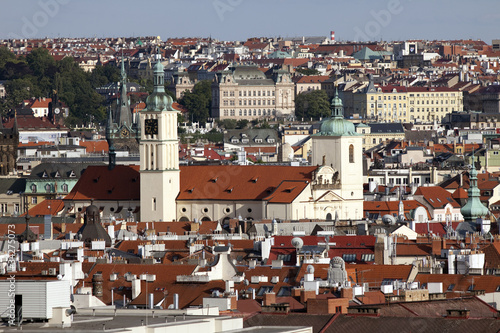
[446,309,470,319]
[263,292,276,306]
[341,287,353,300]
[300,289,316,303]
[431,237,441,255]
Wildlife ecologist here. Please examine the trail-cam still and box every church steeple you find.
[460,153,488,224]
[116,54,132,127]
[331,85,344,118]
[106,106,116,170]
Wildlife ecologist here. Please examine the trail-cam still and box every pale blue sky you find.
[1,0,498,42]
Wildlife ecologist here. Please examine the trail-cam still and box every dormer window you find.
[69,170,76,178]
[255,138,263,143]
[54,171,60,178]
[241,138,249,143]
[42,171,48,178]
[45,184,51,193]
[30,184,37,193]
[267,138,275,143]
[231,138,239,143]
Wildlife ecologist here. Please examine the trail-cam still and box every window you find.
[152,197,157,211]
[45,184,51,193]
[349,144,354,163]
[447,284,455,291]
[361,254,374,261]
[277,286,292,297]
[31,184,37,193]
[257,286,274,296]
[31,197,37,204]
[468,284,475,291]
[343,254,356,262]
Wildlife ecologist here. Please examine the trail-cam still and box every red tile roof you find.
[79,140,109,153]
[178,165,317,201]
[414,186,460,208]
[26,199,65,217]
[64,165,140,201]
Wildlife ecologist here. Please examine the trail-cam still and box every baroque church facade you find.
[63,65,364,224]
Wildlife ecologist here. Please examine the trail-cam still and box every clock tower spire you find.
[139,60,179,222]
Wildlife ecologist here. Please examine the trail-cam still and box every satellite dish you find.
[243,279,250,286]
[307,265,315,274]
[382,214,396,225]
[291,237,304,250]
[54,108,60,114]
[57,274,63,280]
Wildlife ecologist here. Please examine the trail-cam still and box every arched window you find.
[61,184,68,192]
[45,184,51,193]
[349,144,354,163]
[30,184,37,193]
[326,213,332,221]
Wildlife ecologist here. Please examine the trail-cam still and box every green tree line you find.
[0,47,121,126]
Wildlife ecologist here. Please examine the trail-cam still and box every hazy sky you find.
[1,0,499,42]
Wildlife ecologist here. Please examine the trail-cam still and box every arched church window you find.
[349,144,354,163]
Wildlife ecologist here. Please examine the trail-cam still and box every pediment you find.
[315,191,344,202]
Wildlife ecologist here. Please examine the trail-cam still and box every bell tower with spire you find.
[106,53,140,169]
[139,60,179,222]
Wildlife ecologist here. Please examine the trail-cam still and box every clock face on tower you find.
[120,128,130,137]
[144,119,158,135]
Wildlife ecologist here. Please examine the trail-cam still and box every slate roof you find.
[29,162,89,179]
[368,123,405,134]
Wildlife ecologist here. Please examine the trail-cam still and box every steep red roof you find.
[452,187,468,199]
[414,186,460,208]
[263,180,309,203]
[26,199,65,217]
[4,115,67,130]
[178,165,317,201]
[79,140,109,153]
[64,165,140,201]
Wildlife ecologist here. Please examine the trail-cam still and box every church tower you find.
[106,55,140,169]
[139,60,179,222]
[310,87,364,221]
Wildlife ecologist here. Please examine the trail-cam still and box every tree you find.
[295,90,331,120]
[26,48,56,78]
[236,119,249,129]
[296,68,320,76]
[217,119,237,129]
[179,80,212,124]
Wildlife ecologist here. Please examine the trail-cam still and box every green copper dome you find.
[145,61,173,112]
[460,155,489,222]
[318,86,356,136]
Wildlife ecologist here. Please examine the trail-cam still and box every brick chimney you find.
[300,290,316,303]
[341,287,353,300]
[431,237,441,255]
[263,292,276,306]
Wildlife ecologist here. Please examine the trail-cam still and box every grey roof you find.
[368,123,405,134]
[405,130,436,142]
[0,178,25,194]
[29,162,92,179]
[224,129,279,146]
